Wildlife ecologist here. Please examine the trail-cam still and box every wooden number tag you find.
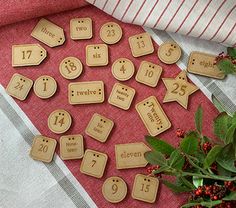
[135,96,171,136]
[12,44,47,67]
[85,113,114,143]
[60,134,84,160]
[86,44,108,66]
[162,71,198,109]
[102,176,127,203]
[115,142,151,169]
[6,73,33,101]
[48,109,72,134]
[157,41,182,64]
[108,83,135,110]
[135,61,162,87]
[100,22,122,45]
[30,135,57,163]
[132,174,159,203]
[31,18,65,47]
[68,81,104,105]
[112,58,135,81]
[129,33,154,57]
[187,51,225,79]
[70,17,92,40]
[80,149,108,178]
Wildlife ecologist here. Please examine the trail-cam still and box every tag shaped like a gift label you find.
[12,44,47,67]
[136,96,171,136]
[187,52,225,79]
[68,81,104,105]
[31,18,65,47]
[115,142,150,169]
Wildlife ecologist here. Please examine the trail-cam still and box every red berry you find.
[213,195,218,200]
[176,128,185,138]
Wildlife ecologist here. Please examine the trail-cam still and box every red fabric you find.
[0,5,219,208]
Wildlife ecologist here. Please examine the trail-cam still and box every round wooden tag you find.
[34,75,57,99]
[157,41,182,64]
[100,22,122,44]
[112,58,135,81]
[48,109,72,134]
[59,57,83,80]
[102,176,127,203]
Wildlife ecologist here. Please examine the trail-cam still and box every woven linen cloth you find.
[0,2,231,208]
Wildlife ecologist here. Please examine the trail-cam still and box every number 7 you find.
[91,160,96,167]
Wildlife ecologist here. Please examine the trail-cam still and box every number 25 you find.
[171,83,186,96]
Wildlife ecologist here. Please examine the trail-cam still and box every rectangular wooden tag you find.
[31,18,65,47]
[12,44,47,67]
[136,96,171,136]
[68,81,104,104]
[115,142,150,169]
[187,51,225,79]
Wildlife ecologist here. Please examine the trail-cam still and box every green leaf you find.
[168,150,185,170]
[227,47,236,59]
[214,112,231,141]
[179,177,195,190]
[181,200,222,208]
[217,164,232,177]
[145,135,175,156]
[216,144,236,173]
[161,179,192,193]
[144,151,167,166]
[217,59,236,74]
[193,176,203,188]
[212,95,228,113]
[225,123,236,144]
[195,105,203,134]
[180,132,199,155]
[223,191,236,200]
[204,145,222,169]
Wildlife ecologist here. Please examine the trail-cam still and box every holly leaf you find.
[180,131,199,155]
[145,135,175,156]
[195,105,203,134]
[217,59,236,74]
[225,123,236,144]
[216,144,236,173]
[161,179,192,193]
[168,150,185,170]
[223,191,236,200]
[193,176,203,188]
[227,47,236,59]
[204,145,222,169]
[181,200,222,208]
[217,164,232,177]
[214,112,231,141]
[144,151,167,166]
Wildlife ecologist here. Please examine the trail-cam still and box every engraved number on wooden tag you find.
[171,83,187,96]
[22,50,32,59]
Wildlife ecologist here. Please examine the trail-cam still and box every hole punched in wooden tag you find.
[31,18,65,47]
[85,113,114,143]
[60,134,84,160]
[6,73,33,101]
[30,135,57,163]
[132,174,159,203]
[70,17,93,40]
[102,176,127,203]
[135,96,171,136]
[80,149,108,178]
[12,44,47,67]
[68,81,104,105]
[187,51,225,79]
[108,83,135,110]
[100,22,122,45]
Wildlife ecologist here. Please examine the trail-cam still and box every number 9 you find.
[112,184,118,194]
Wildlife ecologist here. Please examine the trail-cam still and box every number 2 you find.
[22,50,32,59]
[171,83,186,96]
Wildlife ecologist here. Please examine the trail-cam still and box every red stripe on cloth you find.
[220,23,236,43]
[142,0,159,26]
[198,0,226,38]
[209,5,236,41]
[121,0,134,21]
[164,0,185,31]
[186,0,212,35]
[153,0,172,28]
[111,0,121,16]
[175,0,200,33]
[131,0,147,24]
[102,0,109,10]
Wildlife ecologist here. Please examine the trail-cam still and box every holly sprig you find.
[144,106,236,207]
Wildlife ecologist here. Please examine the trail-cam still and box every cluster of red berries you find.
[214,52,236,65]
[146,165,161,177]
[202,142,212,153]
[224,181,236,191]
[176,128,185,138]
[192,201,236,208]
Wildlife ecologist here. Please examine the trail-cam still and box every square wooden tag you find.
[70,17,92,40]
[30,135,57,163]
[132,174,159,203]
[85,113,114,143]
[80,149,108,178]
[129,33,154,57]
[86,44,108,66]
[6,73,33,101]
[108,83,135,110]
[135,61,162,87]
[60,134,84,160]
